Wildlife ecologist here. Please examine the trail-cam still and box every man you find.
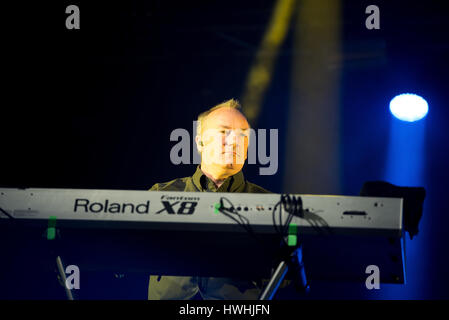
[148,99,270,300]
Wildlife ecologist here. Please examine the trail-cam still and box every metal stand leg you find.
[56,256,75,300]
[258,245,310,300]
[259,260,289,300]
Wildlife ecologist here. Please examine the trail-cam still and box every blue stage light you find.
[389,93,428,122]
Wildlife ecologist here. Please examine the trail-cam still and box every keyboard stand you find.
[258,241,310,300]
[56,256,75,300]
[48,223,76,300]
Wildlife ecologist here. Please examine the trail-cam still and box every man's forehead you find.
[216,124,250,130]
[204,107,249,128]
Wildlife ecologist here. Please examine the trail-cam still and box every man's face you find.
[198,107,250,174]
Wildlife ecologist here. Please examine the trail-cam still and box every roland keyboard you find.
[0,188,406,284]
[0,188,403,235]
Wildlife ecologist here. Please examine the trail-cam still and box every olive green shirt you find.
[149,165,270,194]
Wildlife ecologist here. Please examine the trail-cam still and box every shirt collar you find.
[192,165,246,192]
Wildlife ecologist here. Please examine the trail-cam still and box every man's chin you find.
[220,163,245,172]
[202,159,245,170]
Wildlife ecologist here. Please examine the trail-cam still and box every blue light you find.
[389,93,428,122]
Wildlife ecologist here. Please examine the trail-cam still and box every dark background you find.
[2,0,448,299]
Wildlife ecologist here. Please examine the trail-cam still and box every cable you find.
[219,194,309,295]
[272,194,304,248]
[218,194,304,250]
[0,207,14,219]
[218,197,262,246]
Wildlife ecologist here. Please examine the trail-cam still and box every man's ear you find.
[195,135,203,153]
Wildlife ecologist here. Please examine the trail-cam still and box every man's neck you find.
[200,164,233,188]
